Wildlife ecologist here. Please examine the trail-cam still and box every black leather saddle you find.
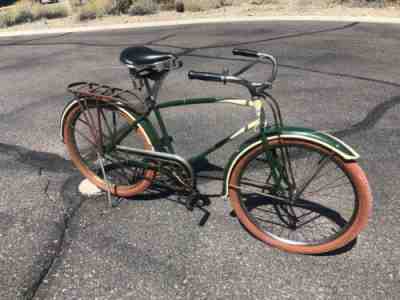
[120,46,176,67]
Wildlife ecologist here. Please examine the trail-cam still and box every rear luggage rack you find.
[67,82,147,114]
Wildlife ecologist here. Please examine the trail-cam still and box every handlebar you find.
[232,48,278,83]
[232,48,259,58]
[188,71,225,83]
[188,48,278,97]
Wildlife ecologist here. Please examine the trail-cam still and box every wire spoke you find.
[81,147,98,162]
[74,127,98,148]
[99,106,115,140]
[252,207,281,216]
[304,176,347,195]
[239,178,275,191]
[77,117,92,129]
[77,100,98,142]
[235,141,358,246]
[254,216,290,229]
[295,213,323,228]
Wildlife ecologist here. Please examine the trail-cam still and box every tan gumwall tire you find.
[63,100,155,198]
[228,138,372,254]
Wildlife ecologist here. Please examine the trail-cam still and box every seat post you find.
[143,72,168,107]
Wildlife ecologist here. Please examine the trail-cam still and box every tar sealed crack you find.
[0,142,79,300]
[22,174,85,300]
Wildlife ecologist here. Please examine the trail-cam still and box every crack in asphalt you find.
[0,22,357,48]
[3,22,390,91]
[279,63,400,88]
[0,143,76,299]
[0,47,80,73]
[176,52,400,89]
[0,32,72,47]
[334,95,400,138]
[0,94,70,121]
[22,176,59,300]
[145,22,359,58]
[146,23,400,90]
[179,22,360,52]
[24,175,85,300]
[0,143,74,173]
[0,27,189,48]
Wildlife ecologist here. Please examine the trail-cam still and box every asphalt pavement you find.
[0,21,399,299]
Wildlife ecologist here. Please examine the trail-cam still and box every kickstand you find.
[97,153,116,208]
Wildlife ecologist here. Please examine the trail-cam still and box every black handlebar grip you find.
[188,71,224,82]
[232,48,259,58]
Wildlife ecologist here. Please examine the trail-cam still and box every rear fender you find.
[60,98,161,150]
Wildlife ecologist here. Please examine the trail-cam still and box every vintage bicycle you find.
[60,46,372,254]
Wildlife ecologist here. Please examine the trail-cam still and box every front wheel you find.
[228,138,372,254]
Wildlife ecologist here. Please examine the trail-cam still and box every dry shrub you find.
[184,0,232,11]
[33,2,72,20]
[220,0,234,6]
[0,0,72,28]
[128,0,159,15]
[250,0,269,4]
[0,1,33,27]
[110,0,133,14]
[69,0,85,7]
[78,0,136,20]
[157,0,176,10]
[78,0,113,20]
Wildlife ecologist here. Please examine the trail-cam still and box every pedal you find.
[183,191,211,226]
[185,193,197,211]
[185,192,210,211]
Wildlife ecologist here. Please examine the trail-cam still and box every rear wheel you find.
[63,99,155,197]
[228,138,372,254]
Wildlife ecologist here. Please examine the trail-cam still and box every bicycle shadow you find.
[121,182,211,227]
[109,158,223,225]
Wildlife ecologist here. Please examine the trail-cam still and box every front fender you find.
[60,98,161,150]
[222,126,360,197]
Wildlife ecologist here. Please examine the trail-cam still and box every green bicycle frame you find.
[134,96,264,163]
[104,95,358,193]
[61,94,360,195]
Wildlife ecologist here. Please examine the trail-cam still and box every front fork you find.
[258,98,296,196]
[258,98,299,226]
